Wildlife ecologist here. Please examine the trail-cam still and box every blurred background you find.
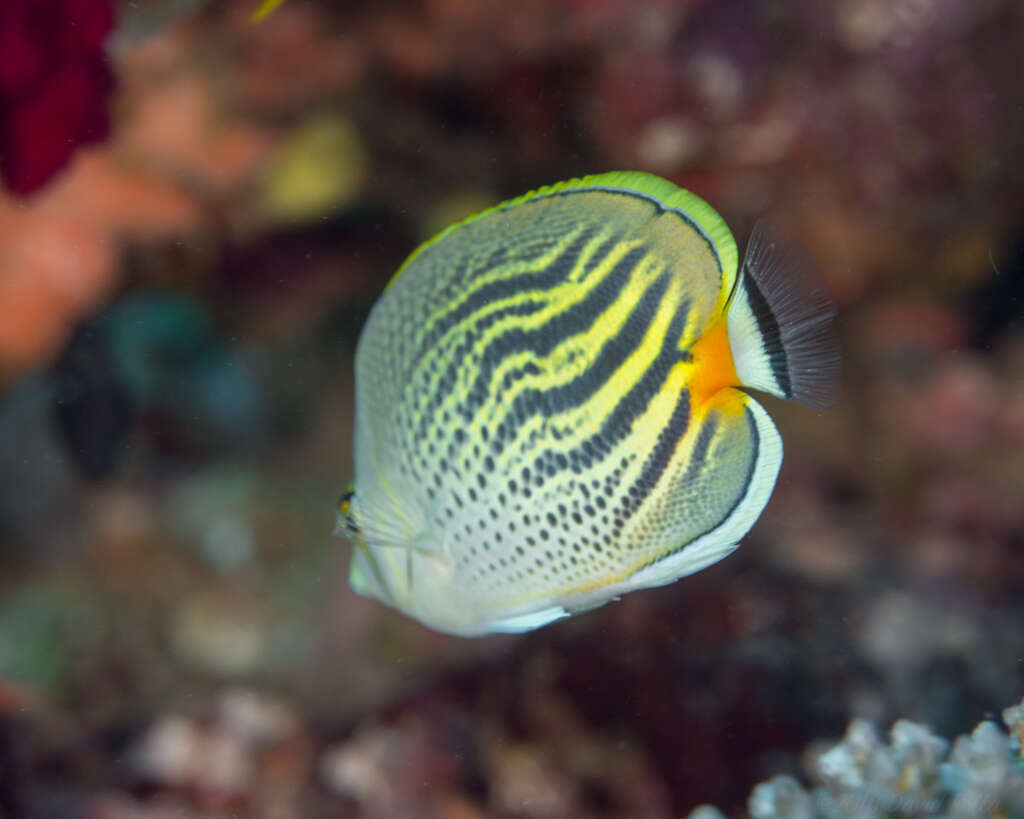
[0,0,1022,816]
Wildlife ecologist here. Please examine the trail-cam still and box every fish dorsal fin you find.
[385,171,740,301]
[726,220,841,410]
[525,172,737,279]
[525,172,739,300]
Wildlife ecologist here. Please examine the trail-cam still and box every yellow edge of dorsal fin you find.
[561,172,738,287]
[383,171,739,298]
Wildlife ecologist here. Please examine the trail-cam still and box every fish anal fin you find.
[626,393,782,590]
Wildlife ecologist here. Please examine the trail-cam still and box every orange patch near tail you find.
[688,316,741,410]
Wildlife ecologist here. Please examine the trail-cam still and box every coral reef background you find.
[0,0,1021,816]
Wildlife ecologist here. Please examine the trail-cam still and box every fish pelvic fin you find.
[725,219,841,410]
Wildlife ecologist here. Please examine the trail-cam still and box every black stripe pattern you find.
[350,179,772,630]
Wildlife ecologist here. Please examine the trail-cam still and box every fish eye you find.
[337,485,361,537]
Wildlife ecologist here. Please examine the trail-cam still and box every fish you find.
[338,171,840,636]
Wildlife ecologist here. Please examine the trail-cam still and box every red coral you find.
[0,0,115,195]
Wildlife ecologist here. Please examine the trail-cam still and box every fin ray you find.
[726,220,840,410]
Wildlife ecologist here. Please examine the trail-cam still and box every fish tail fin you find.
[725,219,841,410]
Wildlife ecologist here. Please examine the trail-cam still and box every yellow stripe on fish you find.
[340,171,840,636]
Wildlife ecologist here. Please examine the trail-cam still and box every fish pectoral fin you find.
[412,535,453,564]
[349,544,387,600]
[348,535,449,606]
[365,529,450,563]
[348,490,448,557]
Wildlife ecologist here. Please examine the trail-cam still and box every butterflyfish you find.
[338,171,840,636]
